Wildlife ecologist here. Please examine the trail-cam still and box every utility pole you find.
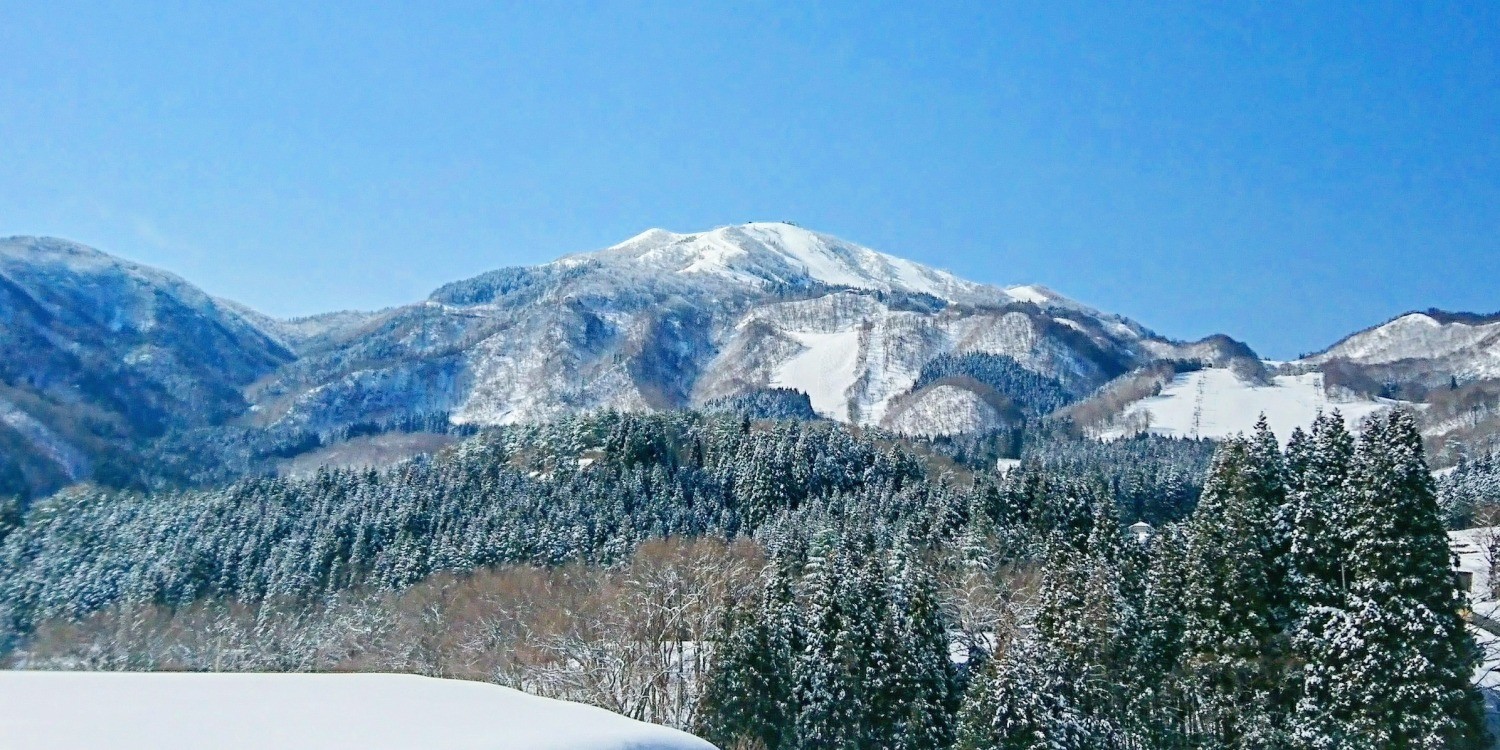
[1191,374,1206,439]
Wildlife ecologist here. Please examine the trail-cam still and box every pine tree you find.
[1136,522,1192,747]
[697,564,798,750]
[1296,412,1487,748]
[1179,437,1289,748]
[1286,412,1355,616]
[1284,412,1360,750]
[883,538,958,750]
[956,633,1114,750]
[795,531,868,750]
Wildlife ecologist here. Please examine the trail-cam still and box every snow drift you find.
[0,671,717,750]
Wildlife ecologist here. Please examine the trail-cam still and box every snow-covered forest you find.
[1,408,1493,748]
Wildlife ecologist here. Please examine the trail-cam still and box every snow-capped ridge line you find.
[1303,308,1500,364]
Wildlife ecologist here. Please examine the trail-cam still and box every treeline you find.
[3,408,1478,747]
[696,412,1485,749]
[0,413,923,632]
[0,412,1209,643]
[1439,451,1500,528]
[912,353,1076,416]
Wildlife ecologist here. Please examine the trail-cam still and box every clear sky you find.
[3,2,1496,358]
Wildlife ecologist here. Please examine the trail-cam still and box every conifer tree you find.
[1179,437,1288,748]
[697,564,798,750]
[1295,412,1486,748]
[795,530,872,750]
[884,538,958,750]
[956,634,1112,750]
[1136,523,1192,747]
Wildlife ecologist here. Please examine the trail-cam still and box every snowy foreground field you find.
[0,671,716,750]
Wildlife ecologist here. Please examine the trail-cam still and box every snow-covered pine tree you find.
[955,633,1114,750]
[883,537,959,750]
[1136,522,1192,747]
[1285,412,1355,615]
[1295,411,1486,748]
[795,528,891,750]
[697,563,798,750]
[1247,416,1293,631]
[957,525,1135,749]
[1179,436,1289,748]
[1285,412,1358,750]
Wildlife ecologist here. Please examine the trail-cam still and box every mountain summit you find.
[569,222,1080,311]
[574,223,998,303]
[252,223,1243,437]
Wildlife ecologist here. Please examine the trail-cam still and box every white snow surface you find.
[0,671,715,750]
[1004,284,1054,305]
[1104,368,1393,441]
[584,223,1003,304]
[772,329,864,421]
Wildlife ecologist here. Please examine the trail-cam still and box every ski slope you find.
[1106,368,1393,441]
[772,329,863,421]
[0,672,716,750]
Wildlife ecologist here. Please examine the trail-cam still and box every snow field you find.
[1106,368,1392,442]
[0,671,717,750]
[772,329,864,421]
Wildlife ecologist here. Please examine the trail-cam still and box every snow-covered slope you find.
[580,223,998,303]
[1302,311,1500,385]
[1101,367,1395,441]
[0,236,294,497]
[1307,312,1500,370]
[0,672,715,750]
[253,223,1223,437]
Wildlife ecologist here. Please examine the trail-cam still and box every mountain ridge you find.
[2,224,1494,496]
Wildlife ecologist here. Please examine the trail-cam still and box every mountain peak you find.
[579,222,1001,303]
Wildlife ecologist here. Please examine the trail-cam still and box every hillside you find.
[0,236,292,498]
[244,222,1242,441]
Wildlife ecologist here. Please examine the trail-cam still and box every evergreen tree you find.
[1179,437,1288,748]
[883,538,958,750]
[1136,523,1192,748]
[698,564,798,750]
[1296,412,1487,748]
[956,633,1116,750]
[1285,412,1355,616]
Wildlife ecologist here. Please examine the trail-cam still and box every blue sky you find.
[2,2,1496,358]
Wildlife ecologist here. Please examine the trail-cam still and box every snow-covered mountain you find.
[1301,310,1500,386]
[1292,310,1500,462]
[0,236,293,497]
[6,224,1495,491]
[247,223,1240,439]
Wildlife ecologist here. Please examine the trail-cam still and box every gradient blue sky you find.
[3,2,1497,357]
